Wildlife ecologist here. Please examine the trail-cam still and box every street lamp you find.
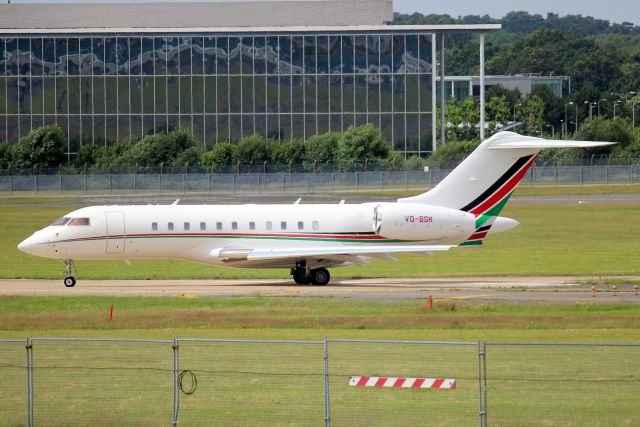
[564,102,577,134]
[613,100,621,119]
[633,99,638,130]
[513,103,522,122]
[584,101,596,120]
[560,119,564,139]
[546,124,555,139]
[598,99,607,117]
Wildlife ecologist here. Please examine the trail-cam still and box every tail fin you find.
[400,132,613,244]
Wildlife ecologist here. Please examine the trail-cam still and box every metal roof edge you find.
[0,24,502,35]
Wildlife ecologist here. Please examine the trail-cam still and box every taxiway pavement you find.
[1,277,639,303]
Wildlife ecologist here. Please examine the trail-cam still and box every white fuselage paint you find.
[18,203,475,269]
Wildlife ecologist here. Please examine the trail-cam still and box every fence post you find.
[323,338,331,427]
[331,173,335,193]
[172,338,179,427]
[477,342,485,427]
[59,165,63,194]
[482,342,488,427]
[355,171,359,191]
[26,337,34,427]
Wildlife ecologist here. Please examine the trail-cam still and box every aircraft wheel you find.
[64,276,76,288]
[310,268,330,286]
[293,269,311,285]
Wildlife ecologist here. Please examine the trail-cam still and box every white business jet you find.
[18,132,611,287]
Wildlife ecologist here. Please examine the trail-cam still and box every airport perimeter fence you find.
[0,164,639,196]
[1,338,639,426]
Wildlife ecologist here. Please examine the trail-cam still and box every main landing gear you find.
[61,259,76,287]
[291,266,331,286]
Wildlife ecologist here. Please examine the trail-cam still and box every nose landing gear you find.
[61,259,77,287]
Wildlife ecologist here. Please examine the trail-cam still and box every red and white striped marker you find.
[348,376,456,389]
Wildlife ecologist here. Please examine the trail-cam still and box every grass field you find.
[1,200,639,279]
[1,297,639,426]
[1,190,639,424]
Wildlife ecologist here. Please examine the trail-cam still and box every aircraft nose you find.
[17,235,46,256]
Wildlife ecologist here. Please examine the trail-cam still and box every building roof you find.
[0,0,394,30]
[0,24,502,36]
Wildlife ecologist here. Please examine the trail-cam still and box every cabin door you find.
[105,211,126,253]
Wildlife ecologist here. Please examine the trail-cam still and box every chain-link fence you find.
[1,164,639,196]
[484,342,640,427]
[2,338,639,426]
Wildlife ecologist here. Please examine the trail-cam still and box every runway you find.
[2,277,639,303]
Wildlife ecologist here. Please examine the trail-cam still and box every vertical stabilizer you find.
[399,132,613,244]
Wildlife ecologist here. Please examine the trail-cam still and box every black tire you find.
[64,276,76,288]
[310,268,330,286]
[292,269,311,285]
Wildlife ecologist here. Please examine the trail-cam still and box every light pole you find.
[633,99,638,130]
[564,102,576,135]
[584,101,596,120]
[546,124,555,139]
[598,98,607,117]
[560,119,564,139]
[513,103,521,122]
[613,100,621,119]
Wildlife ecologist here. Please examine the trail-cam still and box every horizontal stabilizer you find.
[489,140,614,150]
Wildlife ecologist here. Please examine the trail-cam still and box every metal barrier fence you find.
[0,165,639,195]
[2,338,639,426]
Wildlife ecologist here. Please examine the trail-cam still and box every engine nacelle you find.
[373,203,476,242]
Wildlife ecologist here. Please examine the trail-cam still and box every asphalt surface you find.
[4,192,640,207]
[2,277,639,303]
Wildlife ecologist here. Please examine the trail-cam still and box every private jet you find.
[18,132,611,287]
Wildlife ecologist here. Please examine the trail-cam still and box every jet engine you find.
[372,203,476,242]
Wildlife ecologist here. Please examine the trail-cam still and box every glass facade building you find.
[0,31,435,158]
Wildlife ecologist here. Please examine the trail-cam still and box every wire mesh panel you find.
[485,343,640,426]
[328,340,481,427]
[0,340,27,426]
[31,338,174,426]
[177,339,325,426]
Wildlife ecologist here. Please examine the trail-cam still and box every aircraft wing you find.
[212,244,454,265]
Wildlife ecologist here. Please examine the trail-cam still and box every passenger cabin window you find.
[266,221,272,230]
[51,217,71,226]
[184,222,190,231]
[68,218,90,226]
[152,222,158,231]
[297,221,304,230]
[200,222,206,231]
[312,221,319,230]
[232,222,238,230]
[168,222,174,231]
[216,222,222,230]
[249,222,256,230]
[281,221,287,230]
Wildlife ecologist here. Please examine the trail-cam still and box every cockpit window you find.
[51,217,71,226]
[68,218,91,226]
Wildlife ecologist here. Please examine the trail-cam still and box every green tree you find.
[0,142,10,169]
[522,94,545,135]
[304,132,340,164]
[200,142,238,168]
[125,129,196,167]
[235,134,272,164]
[575,117,634,155]
[486,95,511,134]
[10,125,66,169]
[337,124,390,170]
[270,139,306,164]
